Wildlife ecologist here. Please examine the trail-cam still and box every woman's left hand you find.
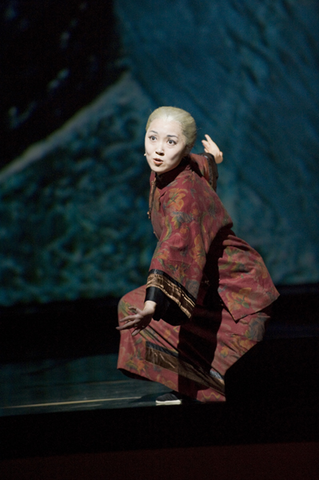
[116,301,156,336]
[202,134,223,164]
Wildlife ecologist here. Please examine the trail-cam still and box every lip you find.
[153,158,163,166]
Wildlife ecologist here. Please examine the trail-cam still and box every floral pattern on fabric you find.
[147,155,279,320]
[117,154,279,403]
[117,284,271,402]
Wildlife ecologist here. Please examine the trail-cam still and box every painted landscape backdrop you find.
[1,0,319,306]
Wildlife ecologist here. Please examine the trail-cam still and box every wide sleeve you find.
[190,153,219,191]
[145,172,230,320]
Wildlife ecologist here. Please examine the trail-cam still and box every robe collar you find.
[155,156,190,189]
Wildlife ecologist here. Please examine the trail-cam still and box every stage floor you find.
[0,288,318,468]
[1,286,318,418]
[0,352,172,417]
[0,297,173,418]
[1,286,319,418]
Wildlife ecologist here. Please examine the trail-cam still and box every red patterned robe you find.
[117,154,279,401]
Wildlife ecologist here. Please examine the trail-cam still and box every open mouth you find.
[153,159,163,166]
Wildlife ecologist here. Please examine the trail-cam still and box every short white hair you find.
[146,106,197,150]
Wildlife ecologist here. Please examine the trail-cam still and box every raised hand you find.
[202,134,223,164]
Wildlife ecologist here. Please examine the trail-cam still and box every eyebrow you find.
[149,130,178,138]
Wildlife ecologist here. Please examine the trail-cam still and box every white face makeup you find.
[145,118,187,174]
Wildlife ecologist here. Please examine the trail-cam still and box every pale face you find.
[145,118,188,174]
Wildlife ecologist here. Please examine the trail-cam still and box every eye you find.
[149,135,157,141]
[167,139,177,145]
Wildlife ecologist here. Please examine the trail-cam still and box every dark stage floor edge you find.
[0,284,319,479]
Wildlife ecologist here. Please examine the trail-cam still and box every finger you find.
[116,319,138,330]
[118,316,134,324]
[119,312,141,323]
[116,324,131,331]
[131,325,147,337]
[129,306,143,316]
[205,135,218,146]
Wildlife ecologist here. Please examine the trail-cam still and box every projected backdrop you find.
[1,0,318,306]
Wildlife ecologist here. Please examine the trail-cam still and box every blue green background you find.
[1,0,318,306]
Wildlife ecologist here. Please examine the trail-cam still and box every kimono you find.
[117,154,279,402]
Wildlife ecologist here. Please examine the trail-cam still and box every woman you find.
[117,107,279,404]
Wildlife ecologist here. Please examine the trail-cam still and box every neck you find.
[156,156,189,187]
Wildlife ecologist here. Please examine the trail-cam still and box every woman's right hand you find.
[116,301,156,336]
[202,135,223,164]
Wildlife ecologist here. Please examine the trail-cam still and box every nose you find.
[155,146,164,156]
[155,139,165,155]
